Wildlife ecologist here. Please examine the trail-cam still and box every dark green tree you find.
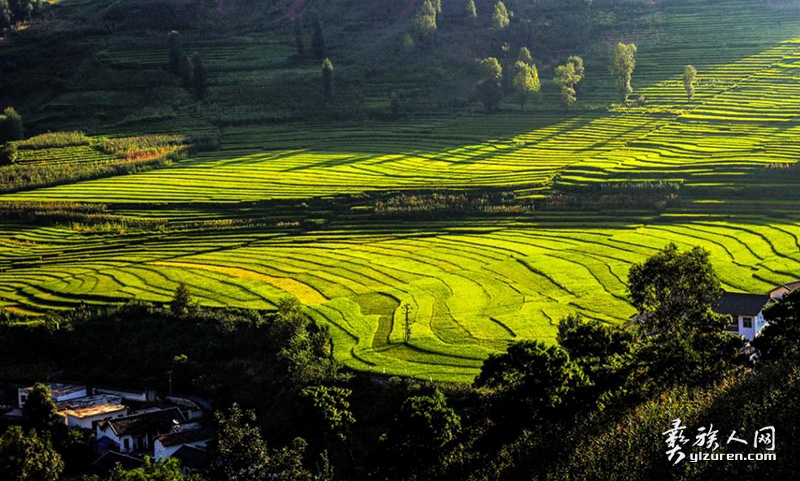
[0,426,64,481]
[683,65,697,101]
[414,0,437,37]
[466,0,476,19]
[179,53,194,90]
[0,0,11,30]
[207,403,270,481]
[389,91,400,118]
[477,57,503,113]
[311,17,325,60]
[611,42,637,103]
[170,283,192,316]
[554,60,582,112]
[628,243,740,385]
[557,314,634,397]
[492,0,509,29]
[476,340,585,416]
[517,46,533,66]
[192,54,207,101]
[8,0,31,23]
[321,58,334,101]
[512,60,540,110]
[376,389,461,479]
[167,30,181,73]
[109,456,185,480]
[22,383,61,435]
[301,385,355,443]
[752,289,800,361]
[1,106,24,141]
[0,142,16,165]
[628,243,725,335]
[294,23,304,56]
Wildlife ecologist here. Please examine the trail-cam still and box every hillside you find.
[2,0,800,381]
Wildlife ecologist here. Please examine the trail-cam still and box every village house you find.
[717,292,771,340]
[17,383,87,409]
[61,402,129,430]
[96,407,185,454]
[715,279,799,341]
[154,425,211,460]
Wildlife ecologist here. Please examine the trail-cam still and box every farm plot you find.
[0,215,798,382]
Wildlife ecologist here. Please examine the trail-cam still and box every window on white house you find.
[123,438,130,451]
[742,317,753,329]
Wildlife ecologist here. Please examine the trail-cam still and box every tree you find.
[492,1,509,29]
[1,106,24,142]
[207,403,270,481]
[311,17,325,60]
[683,64,697,101]
[294,23,304,56]
[752,289,800,362]
[476,340,585,415]
[414,0,437,37]
[170,283,191,316]
[178,53,194,90]
[321,58,334,101]
[376,389,460,478]
[432,0,441,14]
[554,61,582,112]
[628,243,740,385]
[0,142,16,165]
[0,426,64,481]
[167,30,181,73]
[557,314,634,394]
[477,57,503,113]
[1,0,12,31]
[389,91,400,118]
[22,383,61,435]
[466,0,476,19]
[109,456,185,481]
[517,46,533,66]
[192,54,207,101]
[568,55,585,83]
[512,61,540,110]
[610,42,637,103]
[8,0,31,23]
[628,243,725,335]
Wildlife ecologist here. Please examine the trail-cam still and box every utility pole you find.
[403,304,412,343]
[167,370,173,396]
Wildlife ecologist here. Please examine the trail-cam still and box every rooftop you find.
[61,403,127,419]
[92,451,144,477]
[20,383,85,397]
[716,292,771,317]
[172,445,207,472]
[103,407,185,437]
[156,427,212,447]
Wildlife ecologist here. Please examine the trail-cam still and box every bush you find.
[0,143,17,165]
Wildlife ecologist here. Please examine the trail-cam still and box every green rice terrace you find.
[3,0,800,381]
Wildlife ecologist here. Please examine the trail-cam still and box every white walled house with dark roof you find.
[96,407,185,454]
[154,425,211,460]
[716,292,771,340]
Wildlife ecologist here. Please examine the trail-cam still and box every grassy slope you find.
[3,0,800,381]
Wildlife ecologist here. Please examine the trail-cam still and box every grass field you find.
[3,0,800,381]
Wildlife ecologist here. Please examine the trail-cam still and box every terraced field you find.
[3,0,800,381]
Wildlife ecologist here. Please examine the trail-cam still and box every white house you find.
[61,403,129,430]
[96,407,185,454]
[767,279,800,301]
[154,425,211,460]
[716,292,771,340]
[18,383,87,409]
